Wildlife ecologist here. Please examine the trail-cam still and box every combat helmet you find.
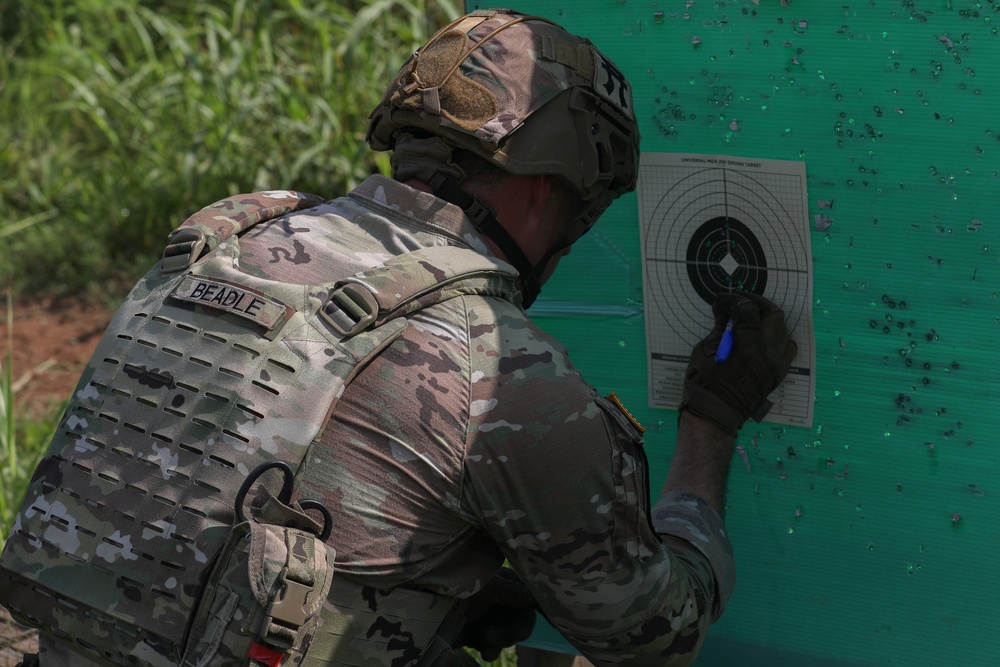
[366,9,640,306]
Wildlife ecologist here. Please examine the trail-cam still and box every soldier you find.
[2,9,795,667]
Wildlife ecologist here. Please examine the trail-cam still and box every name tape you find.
[171,275,290,331]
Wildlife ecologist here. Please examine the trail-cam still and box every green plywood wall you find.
[464,2,1000,665]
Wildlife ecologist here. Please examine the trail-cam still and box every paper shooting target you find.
[641,161,810,349]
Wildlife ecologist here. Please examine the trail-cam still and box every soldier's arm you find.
[462,289,808,664]
[465,308,734,665]
[662,411,735,516]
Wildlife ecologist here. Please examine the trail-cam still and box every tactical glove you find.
[680,291,797,436]
[455,568,537,661]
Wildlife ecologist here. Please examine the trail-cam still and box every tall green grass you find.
[0,294,61,545]
[0,5,532,662]
[1,0,460,297]
[0,364,59,547]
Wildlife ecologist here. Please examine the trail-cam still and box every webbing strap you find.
[428,173,542,307]
[414,598,471,667]
[161,191,324,273]
[320,245,519,336]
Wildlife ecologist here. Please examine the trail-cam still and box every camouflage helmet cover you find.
[366,9,640,226]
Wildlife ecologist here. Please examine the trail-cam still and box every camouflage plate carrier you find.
[0,191,519,667]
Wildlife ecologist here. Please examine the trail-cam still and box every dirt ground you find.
[2,297,113,416]
[1,297,114,665]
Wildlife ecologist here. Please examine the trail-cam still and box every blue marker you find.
[715,319,734,362]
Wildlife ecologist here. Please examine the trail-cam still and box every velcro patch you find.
[170,275,291,332]
[592,48,635,120]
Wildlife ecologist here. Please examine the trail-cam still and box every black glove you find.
[454,568,538,661]
[680,291,797,435]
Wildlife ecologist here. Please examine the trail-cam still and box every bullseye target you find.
[640,159,810,347]
[685,215,768,305]
[638,153,814,425]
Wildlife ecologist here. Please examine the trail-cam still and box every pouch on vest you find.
[181,521,333,667]
[0,190,519,667]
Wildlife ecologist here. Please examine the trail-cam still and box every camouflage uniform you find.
[29,173,733,666]
[4,4,742,662]
[259,175,733,661]
[294,175,736,664]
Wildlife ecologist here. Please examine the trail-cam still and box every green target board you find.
[465,1,1000,665]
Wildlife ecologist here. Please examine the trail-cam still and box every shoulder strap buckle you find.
[161,228,207,273]
[320,283,379,336]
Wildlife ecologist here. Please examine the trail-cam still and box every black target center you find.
[685,216,768,305]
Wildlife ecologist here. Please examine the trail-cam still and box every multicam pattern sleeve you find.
[267,176,734,664]
[458,298,735,665]
[305,290,735,664]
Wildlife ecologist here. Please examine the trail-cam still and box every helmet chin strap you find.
[429,173,546,308]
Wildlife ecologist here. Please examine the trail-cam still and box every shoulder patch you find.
[592,48,635,120]
[608,391,645,434]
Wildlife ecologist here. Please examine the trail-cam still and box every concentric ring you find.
[642,165,808,347]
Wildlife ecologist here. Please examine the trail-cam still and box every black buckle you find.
[462,196,495,231]
[429,172,494,232]
[320,283,378,336]
[161,228,207,273]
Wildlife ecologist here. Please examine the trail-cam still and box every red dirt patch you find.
[2,297,113,417]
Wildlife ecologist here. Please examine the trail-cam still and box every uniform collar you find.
[349,175,493,252]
